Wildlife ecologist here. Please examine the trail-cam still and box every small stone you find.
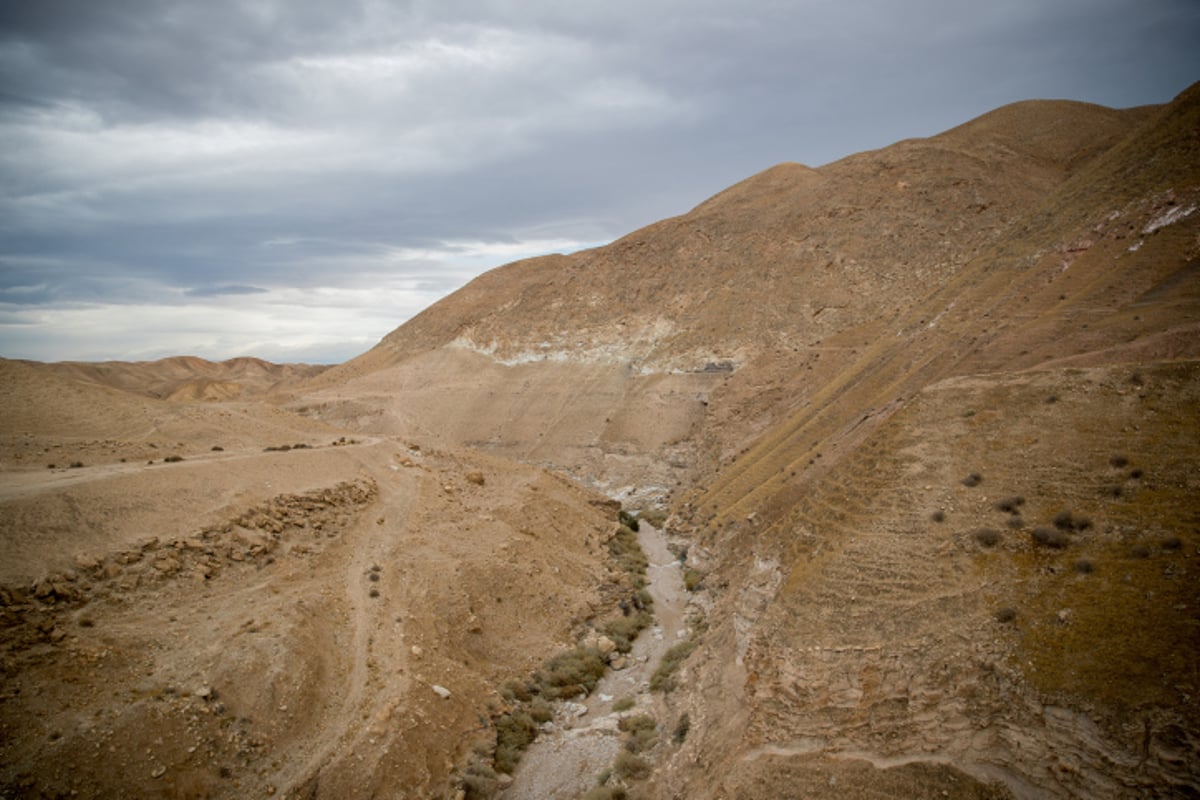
[611,657,628,670]
[74,554,100,571]
[596,636,617,656]
[411,645,423,657]
[150,765,166,779]
[466,471,485,486]
[432,684,451,700]
[195,686,212,699]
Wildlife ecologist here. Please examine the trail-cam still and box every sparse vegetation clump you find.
[650,640,698,693]
[608,525,649,588]
[973,528,1002,548]
[536,645,607,699]
[1052,511,1092,531]
[995,607,1017,623]
[603,610,654,654]
[961,472,983,487]
[493,711,538,774]
[993,495,1025,513]
[930,509,945,523]
[164,455,184,463]
[613,751,651,781]
[619,714,658,753]
[683,568,704,592]
[1031,527,1069,549]
[612,696,635,712]
[618,510,640,531]
[639,509,668,528]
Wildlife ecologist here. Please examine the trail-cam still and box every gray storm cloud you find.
[1,0,1197,362]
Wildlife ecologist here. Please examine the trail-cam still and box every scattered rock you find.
[596,635,617,655]
[466,471,485,486]
[432,684,451,700]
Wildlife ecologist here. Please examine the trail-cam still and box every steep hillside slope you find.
[650,85,1200,798]
[294,96,1162,502]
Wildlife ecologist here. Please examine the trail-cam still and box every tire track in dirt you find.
[0,438,384,503]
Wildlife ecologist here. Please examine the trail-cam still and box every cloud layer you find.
[2,0,1198,363]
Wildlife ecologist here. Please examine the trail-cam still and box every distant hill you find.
[24,355,328,401]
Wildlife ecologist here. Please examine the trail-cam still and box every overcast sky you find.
[1,1,1197,364]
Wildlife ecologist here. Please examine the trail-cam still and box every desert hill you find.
[2,81,1199,799]
[26,355,329,402]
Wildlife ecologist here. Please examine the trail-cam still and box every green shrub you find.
[461,758,501,799]
[618,510,640,531]
[639,509,668,528]
[650,640,698,692]
[619,714,657,753]
[528,695,554,723]
[613,751,651,781]
[536,646,606,698]
[494,712,537,773]
[603,611,653,653]
[683,569,704,592]
[612,696,635,712]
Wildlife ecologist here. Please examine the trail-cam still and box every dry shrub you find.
[973,528,1001,548]
[1032,527,1069,549]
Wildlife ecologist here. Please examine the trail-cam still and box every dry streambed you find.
[500,520,690,800]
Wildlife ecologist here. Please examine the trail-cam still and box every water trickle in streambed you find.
[500,521,689,800]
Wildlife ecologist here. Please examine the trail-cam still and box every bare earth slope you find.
[0,365,632,798]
